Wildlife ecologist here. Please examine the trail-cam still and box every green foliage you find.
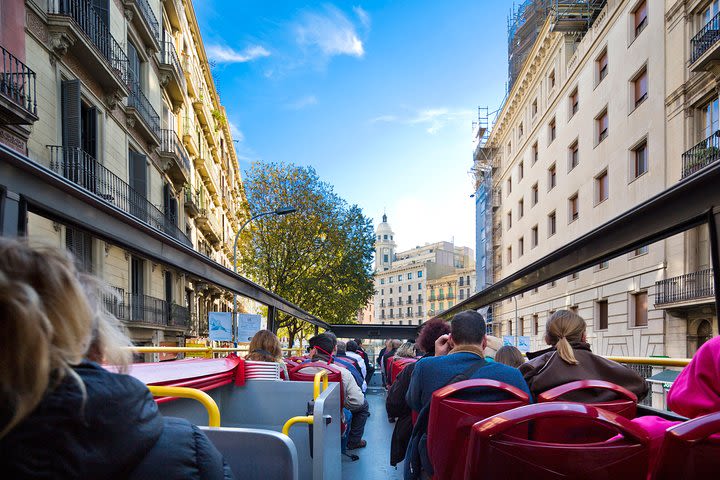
[238,162,375,345]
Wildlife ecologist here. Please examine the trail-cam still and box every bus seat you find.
[652,411,720,479]
[428,379,530,480]
[200,426,298,480]
[391,357,417,384]
[535,380,638,443]
[288,362,345,407]
[385,356,396,386]
[465,403,650,480]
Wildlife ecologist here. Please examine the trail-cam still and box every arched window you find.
[697,319,713,351]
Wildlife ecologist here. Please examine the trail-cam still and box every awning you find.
[646,369,681,385]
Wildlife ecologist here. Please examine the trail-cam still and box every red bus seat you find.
[288,362,347,434]
[391,357,417,384]
[652,411,720,479]
[385,356,396,386]
[427,379,530,480]
[465,403,650,480]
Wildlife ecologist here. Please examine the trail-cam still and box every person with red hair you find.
[385,318,450,467]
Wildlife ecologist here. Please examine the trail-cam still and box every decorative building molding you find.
[105,90,125,110]
[124,8,134,22]
[48,31,74,58]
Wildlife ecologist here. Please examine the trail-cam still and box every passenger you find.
[520,310,649,401]
[395,342,418,359]
[378,339,391,386]
[0,239,233,479]
[404,311,531,479]
[352,338,375,383]
[245,329,289,380]
[483,335,503,360]
[383,339,402,385]
[306,334,370,450]
[386,318,450,467]
[335,341,367,392]
[345,340,368,383]
[495,345,525,368]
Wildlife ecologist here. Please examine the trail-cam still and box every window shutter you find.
[61,80,81,150]
[129,151,147,221]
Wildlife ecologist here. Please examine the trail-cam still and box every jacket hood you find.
[668,336,720,418]
[1,361,163,479]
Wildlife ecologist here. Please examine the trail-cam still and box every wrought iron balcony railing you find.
[128,85,160,138]
[160,40,185,89]
[47,0,129,85]
[135,0,160,44]
[655,269,715,305]
[691,11,720,63]
[104,291,188,328]
[47,146,191,246]
[160,129,191,177]
[0,45,37,119]
[682,130,720,178]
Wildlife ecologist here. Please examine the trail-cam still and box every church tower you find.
[375,214,396,272]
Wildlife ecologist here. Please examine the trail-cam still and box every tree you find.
[238,162,375,346]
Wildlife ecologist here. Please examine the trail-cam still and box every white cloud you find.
[287,95,318,110]
[353,6,371,28]
[295,5,365,58]
[206,44,271,64]
[368,108,473,134]
[369,114,398,123]
[228,121,244,142]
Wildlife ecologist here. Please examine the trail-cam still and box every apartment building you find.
[426,267,476,318]
[0,0,247,353]
[372,214,474,325]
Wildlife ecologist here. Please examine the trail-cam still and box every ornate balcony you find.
[127,86,160,145]
[107,292,189,330]
[47,0,130,99]
[196,207,222,246]
[0,45,38,125]
[655,269,715,307]
[159,40,185,104]
[163,0,184,31]
[47,145,191,246]
[183,185,200,218]
[691,11,720,71]
[159,129,191,188]
[123,0,161,51]
[682,131,720,178]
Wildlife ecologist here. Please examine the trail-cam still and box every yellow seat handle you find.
[313,370,329,400]
[282,415,314,436]
[148,385,221,427]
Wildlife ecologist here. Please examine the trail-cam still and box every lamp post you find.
[232,206,297,342]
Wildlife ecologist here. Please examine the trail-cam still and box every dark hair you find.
[353,338,363,346]
[336,340,346,354]
[495,346,525,368]
[450,310,486,345]
[308,333,335,357]
[417,318,451,354]
[346,340,359,352]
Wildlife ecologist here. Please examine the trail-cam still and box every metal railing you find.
[47,0,129,85]
[128,85,160,138]
[160,129,191,176]
[691,11,720,63]
[135,0,160,44]
[160,41,185,88]
[47,146,191,246]
[682,130,720,178]
[0,45,37,117]
[655,269,715,305]
[104,291,188,328]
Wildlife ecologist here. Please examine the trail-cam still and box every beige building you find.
[426,267,476,318]
[476,0,717,379]
[0,0,248,353]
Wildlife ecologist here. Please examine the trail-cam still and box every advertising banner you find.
[236,313,262,342]
[208,312,233,342]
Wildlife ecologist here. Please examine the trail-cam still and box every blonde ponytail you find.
[545,310,586,365]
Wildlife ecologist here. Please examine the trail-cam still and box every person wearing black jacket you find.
[385,319,450,466]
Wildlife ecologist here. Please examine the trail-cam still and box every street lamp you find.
[232,205,297,341]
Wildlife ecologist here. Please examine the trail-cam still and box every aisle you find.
[341,386,404,479]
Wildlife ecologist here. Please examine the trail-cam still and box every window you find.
[380,278,385,285]
[507,177,512,194]
[389,287,393,294]
[597,300,608,330]
[596,170,609,203]
[633,67,648,108]
[597,50,608,83]
[597,109,609,143]
[418,282,422,289]
[398,275,402,281]
[633,140,648,178]
[701,96,720,139]
[417,271,423,278]
[570,88,579,116]
[569,193,579,222]
[508,321,513,336]
[389,276,393,283]
[383,254,389,263]
[549,117,556,142]
[549,69,556,89]
[533,315,539,335]
[398,286,402,293]
[408,272,413,280]
[569,141,579,170]
[634,1,648,37]
[548,211,557,236]
[598,260,609,270]
[519,160,524,180]
[632,292,648,327]
[507,211,512,230]
[569,272,579,281]
[66,227,93,273]
[633,245,649,256]
[519,317,525,335]
[519,122,524,138]
[507,246,512,264]
[532,98,538,117]
[532,141,539,164]
[548,164,557,191]
[408,284,412,291]
[531,225,538,248]
[507,140,512,155]
[518,198,524,218]
[518,237,524,256]
[531,183,539,206]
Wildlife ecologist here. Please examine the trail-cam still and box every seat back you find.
[427,379,530,480]
[385,356,396,385]
[465,403,650,480]
[391,357,417,383]
[653,411,720,479]
[288,362,345,409]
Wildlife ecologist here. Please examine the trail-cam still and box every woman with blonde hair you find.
[495,345,525,368]
[0,238,233,479]
[246,329,288,379]
[394,341,417,359]
[519,309,648,402]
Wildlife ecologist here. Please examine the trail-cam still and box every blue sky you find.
[195,1,514,252]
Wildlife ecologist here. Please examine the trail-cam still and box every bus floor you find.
[342,385,403,479]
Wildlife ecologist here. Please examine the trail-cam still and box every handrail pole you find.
[148,385,221,427]
[282,415,314,436]
[313,370,329,400]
